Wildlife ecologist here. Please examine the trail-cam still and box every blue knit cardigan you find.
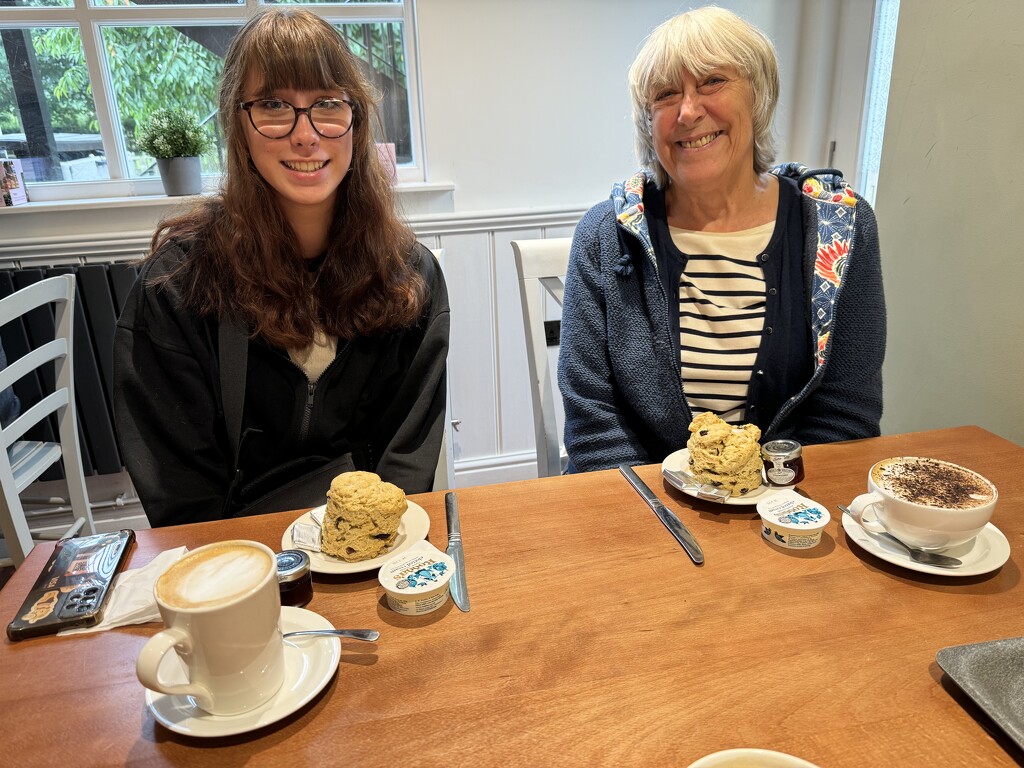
[557,164,886,473]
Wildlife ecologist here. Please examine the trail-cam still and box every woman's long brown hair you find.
[150,7,425,347]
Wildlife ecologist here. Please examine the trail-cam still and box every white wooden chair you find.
[0,275,95,567]
[429,247,456,491]
[512,238,573,478]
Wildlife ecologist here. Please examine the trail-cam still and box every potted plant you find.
[137,108,213,196]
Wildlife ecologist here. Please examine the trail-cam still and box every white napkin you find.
[58,546,188,636]
[291,506,325,553]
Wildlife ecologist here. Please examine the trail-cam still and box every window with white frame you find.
[0,0,422,199]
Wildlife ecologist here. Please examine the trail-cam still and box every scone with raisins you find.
[686,412,763,497]
[320,471,407,561]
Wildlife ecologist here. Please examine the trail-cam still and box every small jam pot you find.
[761,439,805,488]
[276,549,313,608]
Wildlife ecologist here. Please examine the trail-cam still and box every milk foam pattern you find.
[159,545,272,608]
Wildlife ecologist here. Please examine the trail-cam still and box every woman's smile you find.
[677,131,723,150]
[282,159,329,173]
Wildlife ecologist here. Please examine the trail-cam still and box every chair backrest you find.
[429,247,456,491]
[512,237,573,478]
[0,275,94,566]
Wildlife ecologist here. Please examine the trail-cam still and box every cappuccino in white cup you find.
[136,540,284,716]
[848,457,997,550]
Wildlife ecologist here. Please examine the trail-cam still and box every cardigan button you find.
[760,253,769,262]
[768,287,777,296]
[765,326,774,335]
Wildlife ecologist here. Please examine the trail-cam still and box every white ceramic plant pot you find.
[156,156,202,196]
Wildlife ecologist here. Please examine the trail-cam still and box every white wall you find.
[414,0,872,213]
[874,0,1024,446]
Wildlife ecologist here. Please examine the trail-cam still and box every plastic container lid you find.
[378,540,454,615]
[756,489,830,549]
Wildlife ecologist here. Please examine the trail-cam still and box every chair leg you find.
[0,473,35,567]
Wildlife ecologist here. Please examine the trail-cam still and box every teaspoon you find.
[282,629,380,641]
[838,505,962,568]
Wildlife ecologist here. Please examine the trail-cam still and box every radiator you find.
[0,262,141,480]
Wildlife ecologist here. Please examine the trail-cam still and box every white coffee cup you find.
[136,540,285,716]
[686,748,821,768]
[848,457,997,550]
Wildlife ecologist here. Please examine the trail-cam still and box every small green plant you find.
[136,108,212,159]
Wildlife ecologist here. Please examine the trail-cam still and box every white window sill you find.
[2,180,456,218]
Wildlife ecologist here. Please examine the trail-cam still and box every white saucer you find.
[281,501,430,574]
[842,509,1011,577]
[146,606,341,737]
[662,448,783,507]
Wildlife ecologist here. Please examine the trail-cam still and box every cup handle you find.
[848,492,888,534]
[136,627,214,711]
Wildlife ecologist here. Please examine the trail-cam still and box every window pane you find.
[268,0,399,4]
[2,0,72,6]
[0,26,107,181]
[91,0,242,6]
[336,21,411,164]
[102,24,234,178]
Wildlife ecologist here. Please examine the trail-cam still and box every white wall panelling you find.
[414,210,584,486]
[1,207,587,498]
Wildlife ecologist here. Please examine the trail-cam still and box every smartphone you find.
[6,529,136,641]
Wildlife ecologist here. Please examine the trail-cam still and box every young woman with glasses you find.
[113,8,450,527]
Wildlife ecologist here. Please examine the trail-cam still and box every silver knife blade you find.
[445,492,470,611]
[619,464,705,565]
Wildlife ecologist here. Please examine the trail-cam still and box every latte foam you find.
[871,457,995,510]
[157,543,273,609]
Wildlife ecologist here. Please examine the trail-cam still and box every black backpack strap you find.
[218,315,249,465]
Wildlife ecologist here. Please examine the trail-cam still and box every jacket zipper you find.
[298,380,316,444]
[292,340,350,445]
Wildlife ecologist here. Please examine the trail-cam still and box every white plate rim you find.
[661,447,779,506]
[281,501,430,574]
[145,606,341,737]
[841,508,1010,577]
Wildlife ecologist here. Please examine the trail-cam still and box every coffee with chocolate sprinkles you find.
[871,457,995,509]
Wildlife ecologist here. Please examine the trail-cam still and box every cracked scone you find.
[320,471,407,561]
[686,412,763,497]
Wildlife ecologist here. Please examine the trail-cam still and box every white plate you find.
[281,501,430,574]
[842,507,1011,577]
[146,606,341,737]
[662,448,783,506]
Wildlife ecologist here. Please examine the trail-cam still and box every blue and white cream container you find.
[378,540,454,615]
[756,490,830,550]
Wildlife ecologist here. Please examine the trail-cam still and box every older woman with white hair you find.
[558,6,886,473]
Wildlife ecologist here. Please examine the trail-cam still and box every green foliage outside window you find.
[0,8,412,179]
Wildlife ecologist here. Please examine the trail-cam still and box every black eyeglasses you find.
[239,98,355,139]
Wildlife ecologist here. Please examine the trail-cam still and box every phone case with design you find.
[6,529,135,641]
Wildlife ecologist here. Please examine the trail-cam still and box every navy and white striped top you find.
[668,224,772,423]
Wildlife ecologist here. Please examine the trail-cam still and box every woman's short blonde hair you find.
[628,6,780,187]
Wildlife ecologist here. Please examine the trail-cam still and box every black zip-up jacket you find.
[113,241,450,527]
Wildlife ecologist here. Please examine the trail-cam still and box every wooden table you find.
[2,426,1022,767]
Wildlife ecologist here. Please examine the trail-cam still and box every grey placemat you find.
[937,636,1024,750]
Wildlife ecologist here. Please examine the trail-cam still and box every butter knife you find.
[445,492,470,611]
[619,464,705,565]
